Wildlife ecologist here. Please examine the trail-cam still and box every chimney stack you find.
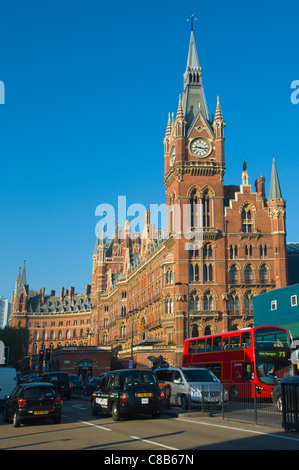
[60,287,64,302]
[69,286,75,301]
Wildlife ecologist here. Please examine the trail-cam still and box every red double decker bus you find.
[183,326,295,400]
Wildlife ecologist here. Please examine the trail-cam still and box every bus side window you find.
[188,340,196,354]
[241,332,251,349]
[206,338,212,352]
[196,339,205,353]
[229,336,240,350]
[223,337,229,350]
[212,337,222,351]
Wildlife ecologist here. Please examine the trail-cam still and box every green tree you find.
[0,326,30,367]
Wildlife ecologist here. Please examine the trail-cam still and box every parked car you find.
[272,375,299,411]
[91,369,164,420]
[69,374,83,394]
[3,382,62,427]
[40,372,71,400]
[155,367,228,409]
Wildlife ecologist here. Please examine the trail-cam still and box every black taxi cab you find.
[91,369,164,420]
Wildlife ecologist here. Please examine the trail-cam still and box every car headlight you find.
[190,387,202,398]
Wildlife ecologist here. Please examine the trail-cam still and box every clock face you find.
[170,146,175,166]
[190,138,211,157]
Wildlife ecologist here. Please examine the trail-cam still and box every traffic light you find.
[45,348,51,364]
[4,346,9,365]
[38,349,44,365]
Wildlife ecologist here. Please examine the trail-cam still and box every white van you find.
[155,367,228,409]
[0,368,18,407]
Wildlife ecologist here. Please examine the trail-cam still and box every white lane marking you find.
[78,419,112,431]
[130,435,179,450]
[77,421,179,449]
[177,417,299,443]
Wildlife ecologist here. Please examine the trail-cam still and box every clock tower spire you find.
[183,18,209,132]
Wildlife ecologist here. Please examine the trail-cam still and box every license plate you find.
[141,398,149,404]
[34,410,49,415]
[136,393,152,398]
[96,397,108,406]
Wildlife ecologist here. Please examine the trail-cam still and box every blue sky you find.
[0,0,298,300]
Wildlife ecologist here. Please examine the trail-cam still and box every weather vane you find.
[187,13,197,31]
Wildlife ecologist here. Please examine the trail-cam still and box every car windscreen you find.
[124,371,158,386]
[182,369,218,383]
[23,386,56,398]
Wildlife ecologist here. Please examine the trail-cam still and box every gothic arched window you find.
[241,204,253,233]
[203,290,213,310]
[202,190,210,228]
[229,290,239,314]
[190,293,200,311]
[229,264,238,284]
[259,264,268,283]
[244,290,253,314]
[189,189,198,229]
[245,265,253,284]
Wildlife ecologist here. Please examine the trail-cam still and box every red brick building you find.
[9,263,111,377]
[91,26,288,367]
[9,25,288,371]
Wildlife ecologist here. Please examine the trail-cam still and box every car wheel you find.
[91,399,99,416]
[13,411,21,427]
[111,402,120,421]
[181,395,189,410]
[276,395,283,412]
[152,411,160,418]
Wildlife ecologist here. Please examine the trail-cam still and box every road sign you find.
[129,360,133,369]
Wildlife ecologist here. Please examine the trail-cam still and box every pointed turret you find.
[99,220,107,245]
[165,113,172,139]
[182,24,209,131]
[94,227,100,254]
[269,157,282,200]
[17,260,27,293]
[214,96,224,121]
[213,96,225,139]
[176,94,184,121]
[268,156,287,288]
[15,266,21,296]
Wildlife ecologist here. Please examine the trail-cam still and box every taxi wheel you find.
[111,402,120,421]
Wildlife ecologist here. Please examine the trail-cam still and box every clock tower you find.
[164,23,226,242]
[164,23,227,348]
